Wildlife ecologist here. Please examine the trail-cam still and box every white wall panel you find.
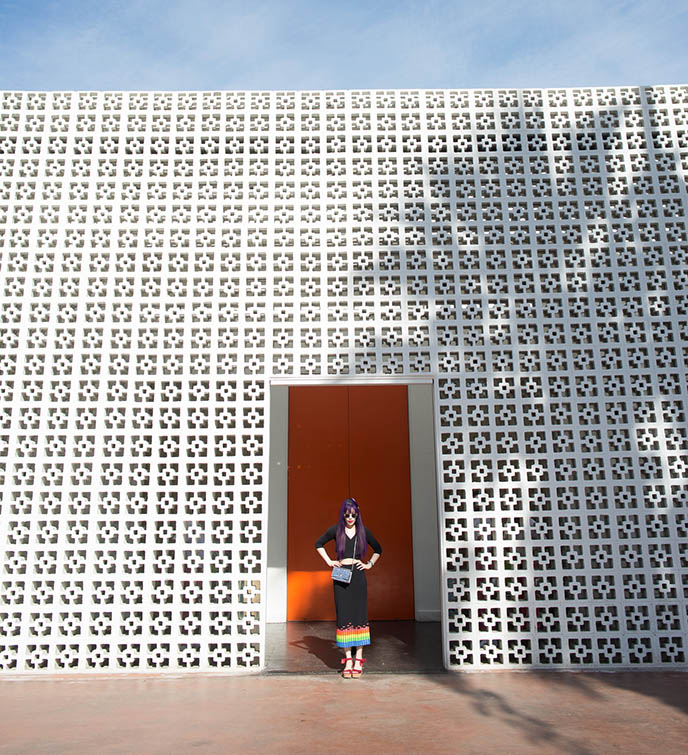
[0,86,687,672]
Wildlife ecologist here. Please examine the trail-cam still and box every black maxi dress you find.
[315,525,383,648]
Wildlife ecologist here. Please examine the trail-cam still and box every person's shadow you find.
[289,635,342,671]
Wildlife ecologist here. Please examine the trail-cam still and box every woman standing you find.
[315,498,382,678]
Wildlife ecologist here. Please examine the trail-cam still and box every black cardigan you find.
[315,525,382,559]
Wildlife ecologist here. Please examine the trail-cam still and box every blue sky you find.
[0,0,686,90]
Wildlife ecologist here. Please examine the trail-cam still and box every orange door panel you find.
[348,385,414,619]
[287,385,414,620]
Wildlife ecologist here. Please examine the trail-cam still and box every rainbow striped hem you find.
[336,624,370,648]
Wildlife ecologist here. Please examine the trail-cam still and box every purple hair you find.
[336,498,367,560]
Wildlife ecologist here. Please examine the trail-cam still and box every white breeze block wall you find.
[0,86,687,673]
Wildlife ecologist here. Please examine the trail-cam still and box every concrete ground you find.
[266,620,444,673]
[2,671,687,754]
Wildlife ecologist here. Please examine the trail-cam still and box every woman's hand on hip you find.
[354,560,371,570]
[330,560,342,568]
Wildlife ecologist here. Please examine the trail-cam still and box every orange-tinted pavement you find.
[2,671,687,754]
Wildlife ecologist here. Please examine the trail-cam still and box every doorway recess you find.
[266,380,443,672]
[287,384,414,621]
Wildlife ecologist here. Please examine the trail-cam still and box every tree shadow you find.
[345,84,688,678]
[588,669,688,715]
[272,85,688,690]
[425,670,597,755]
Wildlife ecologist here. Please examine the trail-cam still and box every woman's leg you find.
[342,649,354,677]
[352,646,365,676]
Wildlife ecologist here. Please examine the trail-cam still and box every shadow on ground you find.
[266,620,444,673]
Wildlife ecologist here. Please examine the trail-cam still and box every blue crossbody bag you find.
[331,535,356,584]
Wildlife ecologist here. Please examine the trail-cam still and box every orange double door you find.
[287,385,414,621]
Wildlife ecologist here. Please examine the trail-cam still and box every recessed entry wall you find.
[267,382,441,624]
[287,384,415,621]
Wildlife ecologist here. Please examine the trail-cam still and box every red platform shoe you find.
[352,658,366,678]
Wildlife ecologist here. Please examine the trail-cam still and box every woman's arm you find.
[356,527,382,570]
[355,551,380,570]
[365,527,382,556]
[314,525,336,549]
[316,546,341,568]
[315,526,340,567]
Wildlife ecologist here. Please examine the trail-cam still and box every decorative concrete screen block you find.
[0,86,687,672]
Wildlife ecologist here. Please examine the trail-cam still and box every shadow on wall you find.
[269,85,688,670]
[342,85,688,669]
